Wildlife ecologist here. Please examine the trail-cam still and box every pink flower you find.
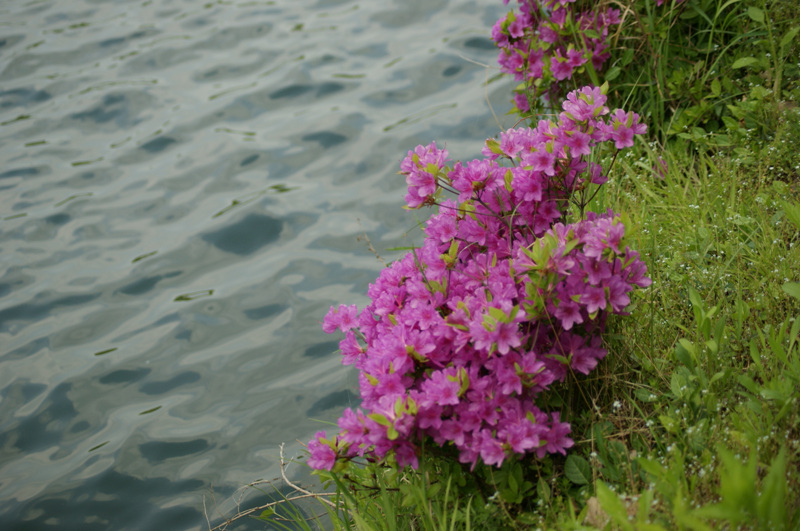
[308,87,652,472]
[563,130,592,156]
[421,368,462,406]
[307,432,337,470]
[550,52,574,81]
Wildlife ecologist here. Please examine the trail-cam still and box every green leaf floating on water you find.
[174,289,214,301]
[213,185,297,218]
[88,441,110,452]
[132,251,158,263]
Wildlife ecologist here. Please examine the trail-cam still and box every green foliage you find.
[695,446,790,530]
[601,0,800,153]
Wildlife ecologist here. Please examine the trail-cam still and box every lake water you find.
[0,0,513,528]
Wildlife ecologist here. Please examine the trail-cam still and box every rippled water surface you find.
[0,0,513,528]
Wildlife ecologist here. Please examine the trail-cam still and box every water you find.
[0,0,512,528]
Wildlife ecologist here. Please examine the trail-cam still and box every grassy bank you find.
[220,0,800,529]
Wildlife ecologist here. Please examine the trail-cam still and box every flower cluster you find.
[308,85,649,472]
[492,0,621,113]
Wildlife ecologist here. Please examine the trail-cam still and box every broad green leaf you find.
[636,457,664,479]
[782,282,800,301]
[709,370,727,385]
[537,476,551,502]
[780,26,800,51]
[605,66,621,81]
[659,414,679,434]
[621,48,634,66]
[671,373,688,399]
[485,138,503,155]
[564,454,592,485]
[747,6,764,23]
[674,340,696,369]
[738,374,761,395]
[731,57,758,69]
[507,469,519,494]
[678,338,697,358]
[367,413,391,427]
[634,388,659,402]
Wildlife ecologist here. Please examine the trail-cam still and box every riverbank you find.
[227,0,800,528]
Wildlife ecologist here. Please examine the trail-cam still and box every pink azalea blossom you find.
[307,86,650,472]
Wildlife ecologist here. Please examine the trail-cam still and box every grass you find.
[574,108,800,529]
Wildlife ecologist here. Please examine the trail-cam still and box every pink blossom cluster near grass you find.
[492,0,621,112]
[307,86,650,472]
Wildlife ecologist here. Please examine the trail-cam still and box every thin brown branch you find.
[204,444,337,531]
[279,443,337,509]
[357,218,387,267]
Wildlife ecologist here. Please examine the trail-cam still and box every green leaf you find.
[671,373,688,399]
[780,200,800,230]
[709,370,727,385]
[659,414,679,434]
[747,6,764,23]
[636,458,664,479]
[674,341,696,370]
[537,476,551,502]
[485,138,503,155]
[756,447,789,529]
[605,66,621,81]
[710,79,721,97]
[731,57,759,69]
[780,26,800,51]
[634,388,659,402]
[564,454,592,485]
[782,282,800,301]
[738,374,761,395]
[621,48,634,66]
[173,289,214,302]
[367,413,391,427]
[678,338,698,361]
[596,481,634,531]
[583,28,599,39]
[507,470,519,496]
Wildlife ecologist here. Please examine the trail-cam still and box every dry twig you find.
[205,444,336,531]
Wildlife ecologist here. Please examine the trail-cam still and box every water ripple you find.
[0,0,511,528]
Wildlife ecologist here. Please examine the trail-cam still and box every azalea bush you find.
[307,84,650,474]
[492,0,621,115]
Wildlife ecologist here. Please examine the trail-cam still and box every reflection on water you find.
[0,0,512,528]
